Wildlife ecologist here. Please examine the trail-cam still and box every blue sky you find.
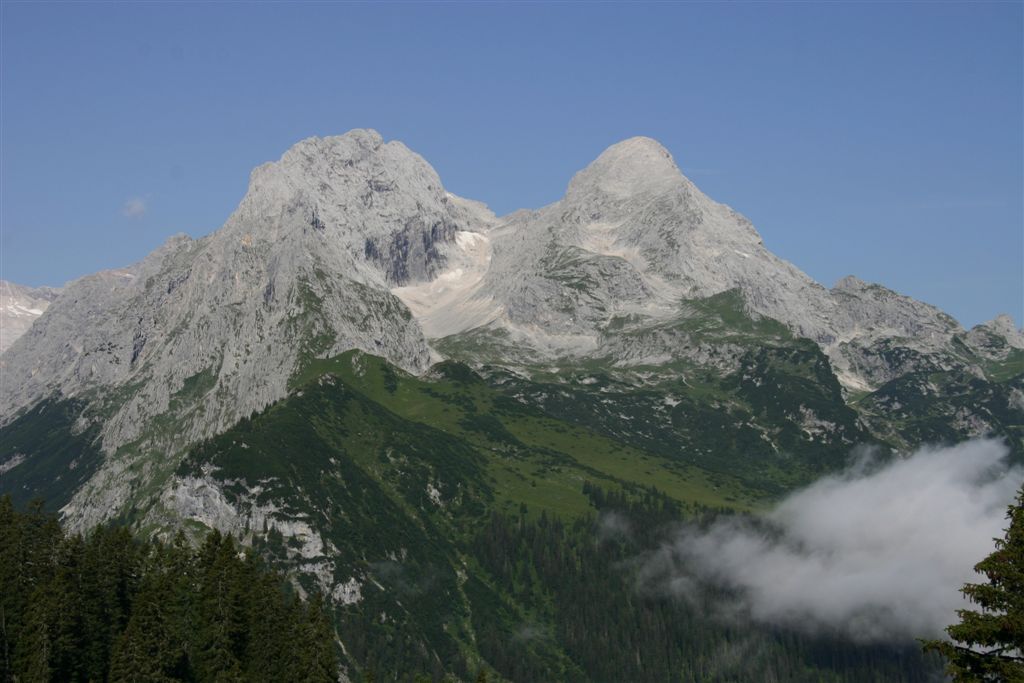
[1,2,1021,327]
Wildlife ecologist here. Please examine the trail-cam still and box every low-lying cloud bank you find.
[640,439,1022,643]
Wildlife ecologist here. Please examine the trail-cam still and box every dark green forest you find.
[1,486,944,682]
[462,485,939,683]
[0,497,337,683]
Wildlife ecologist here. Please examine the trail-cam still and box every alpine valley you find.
[2,130,1021,682]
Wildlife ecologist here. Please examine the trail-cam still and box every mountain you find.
[0,280,61,353]
[2,127,1020,522]
[1,130,483,528]
[0,129,1019,680]
[396,136,986,391]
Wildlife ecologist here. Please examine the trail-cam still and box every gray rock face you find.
[0,280,62,353]
[396,137,993,392]
[396,137,839,355]
[964,314,1024,360]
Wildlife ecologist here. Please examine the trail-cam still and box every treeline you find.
[469,484,940,682]
[0,497,337,682]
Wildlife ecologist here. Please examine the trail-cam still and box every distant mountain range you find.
[1,130,1020,680]
[0,280,61,354]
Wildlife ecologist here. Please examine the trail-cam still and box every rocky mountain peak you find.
[833,275,869,291]
[218,129,477,289]
[988,313,1021,333]
[566,136,688,201]
[975,313,1024,349]
[250,128,386,183]
[237,129,445,226]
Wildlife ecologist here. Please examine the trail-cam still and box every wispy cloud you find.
[638,439,1022,643]
[121,197,147,218]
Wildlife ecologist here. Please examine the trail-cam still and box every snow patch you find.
[392,230,501,337]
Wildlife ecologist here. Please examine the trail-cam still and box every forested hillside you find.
[1,345,987,681]
[466,487,941,682]
[0,497,337,682]
[0,488,942,683]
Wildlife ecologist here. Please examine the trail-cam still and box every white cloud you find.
[121,197,147,218]
[639,439,1022,643]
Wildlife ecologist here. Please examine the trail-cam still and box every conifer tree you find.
[0,498,62,683]
[924,489,1024,681]
[294,593,339,682]
[109,564,190,683]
